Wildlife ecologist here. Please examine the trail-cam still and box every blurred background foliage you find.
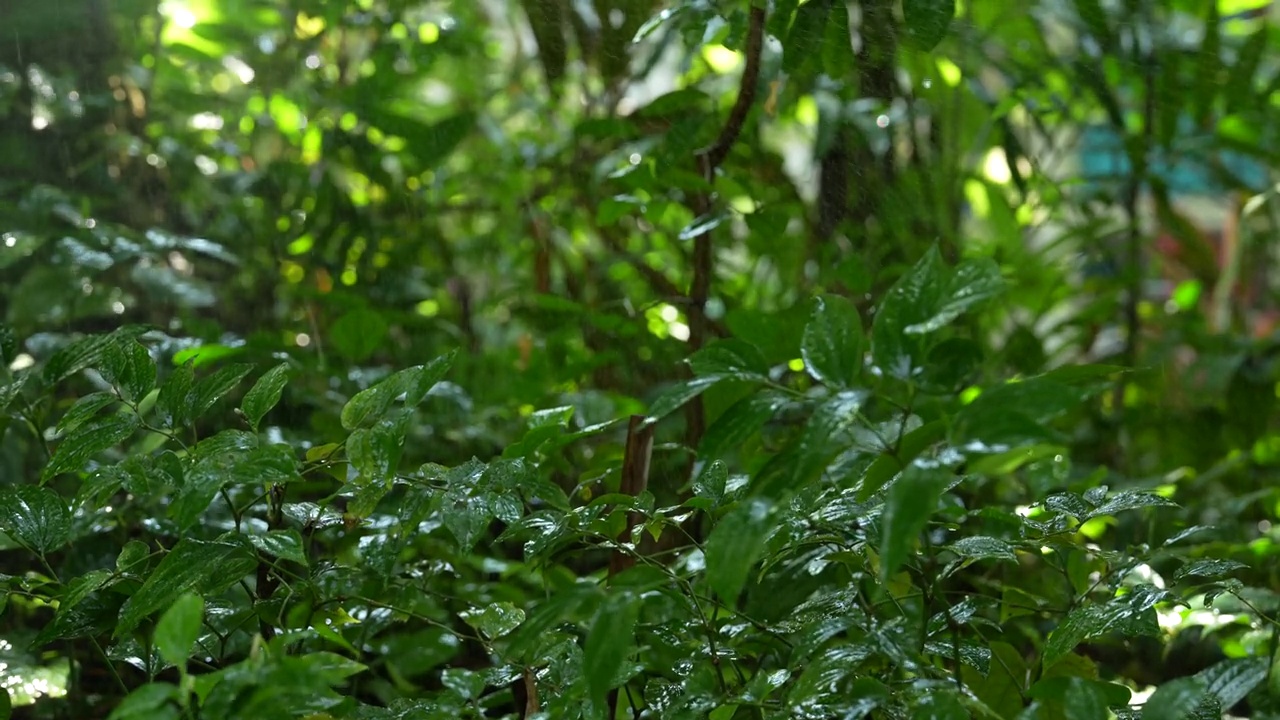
[4,0,1280,717]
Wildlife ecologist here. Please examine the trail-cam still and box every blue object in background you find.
[1078,122,1270,195]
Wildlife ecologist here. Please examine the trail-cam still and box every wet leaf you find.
[116,539,257,638]
[802,294,864,389]
[1142,677,1206,720]
[100,338,156,402]
[241,362,290,432]
[340,352,456,430]
[460,602,526,639]
[879,463,951,582]
[584,590,640,706]
[154,593,204,668]
[705,498,775,604]
[1174,559,1248,583]
[948,536,1017,562]
[0,484,71,550]
[43,414,139,481]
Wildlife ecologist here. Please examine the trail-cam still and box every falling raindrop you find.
[876,114,890,128]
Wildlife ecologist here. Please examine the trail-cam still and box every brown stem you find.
[606,414,655,719]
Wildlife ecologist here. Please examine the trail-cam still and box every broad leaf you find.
[43,414,140,481]
[802,294,864,389]
[704,498,775,604]
[879,463,951,582]
[460,602,526,639]
[188,363,254,420]
[100,338,156,402]
[156,362,195,428]
[1142,677,1206,720]
[0,485,72,553]
[583,590,640,707]
[241,362,290,432]
[340,352,456,430]
[154,593,204,668]
[116,539,257,637]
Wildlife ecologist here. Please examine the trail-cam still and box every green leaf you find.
[155,361,194,427]
[871,248,946,380]
[692,460,728,506]
[704,498,775,604]
[949,536,1017,563]
[1041,585,1169,668]
[100,338,156,402]
[879,463,950,582]
[188,363,254,420]
[44,332,121,384]
[59,569,115,615]
[0,375,28,413]
[247,530,308,565]
[460,602,526,639]
[699,391,786,460]
[105,683,181,720]
[43,414,139,481]
[0,686,9,720]
[340,351,456,430]
[1199,656,1267,709]
[116,538,257,638]
[240,362,290,432]
[583,590,640,707]
[1174,559,1248,583]
[0,485,71,553]
[1085,490,1178,519]
[902,0,955,51]
[904,257,1005,335]
[754,389,867,498]
[117,540,151,572]
[688,339,768,379]
[331,309,389,362]
[802,294,864,389]
[56,392,120,435]
[646,375,722,422]
[347,421,405,485]
[154,593,204,668]
[1143,677,1206,720]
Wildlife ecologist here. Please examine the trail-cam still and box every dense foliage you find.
[3,0,1280,718]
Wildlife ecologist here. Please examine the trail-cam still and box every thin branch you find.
[696,5,767,172]
[683,4,767,463]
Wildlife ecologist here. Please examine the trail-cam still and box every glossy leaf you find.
[155,362,195,427]
[43,414,139,481]
[459,602,526,639]
[154,593,204,668]
[116,538,257,638]
[55,392,119,435]
[705,498,775,604]
[802,294,864,389]
[188,363,254,420]
[879,463,951,582]
[949,536,1017,563]
[1174,558,1248,583]
[340,352,456,430]
[583,590,640,706]
[1142,677,1206,720]
[100,338,156,402]
[0,485,72,553]
[240,362,290,432]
